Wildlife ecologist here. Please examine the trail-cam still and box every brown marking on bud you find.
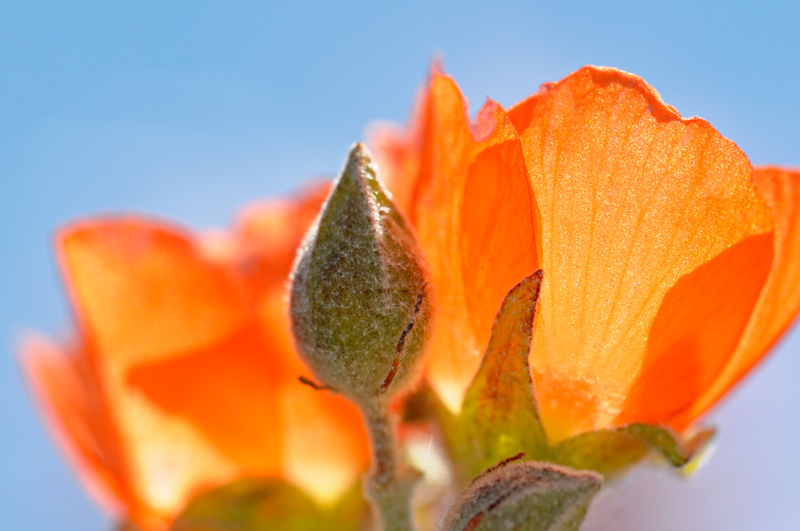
[442,460,602,531]
[470,452,527,486]
[460,452,528,530]
[463,513,485,531]
[463,488,516,531]
[380,284,427,394]
[298,375,334,392]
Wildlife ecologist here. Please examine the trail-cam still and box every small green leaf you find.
[444,270,550,482]
[442,459,601,531]
[552,423,715,478]
[169,478,366,531]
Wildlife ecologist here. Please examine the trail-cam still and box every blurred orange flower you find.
[373,66,800,442]
[21,185,369,530]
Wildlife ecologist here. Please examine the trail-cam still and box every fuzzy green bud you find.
[443,457,602,531]
[289,142,431,400]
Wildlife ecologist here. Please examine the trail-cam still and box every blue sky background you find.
[1,2,798,529]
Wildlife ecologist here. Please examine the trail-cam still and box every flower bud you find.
[289,143,431,400]
[442,457,601,531]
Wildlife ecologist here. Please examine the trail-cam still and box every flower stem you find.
[359,398,416,531]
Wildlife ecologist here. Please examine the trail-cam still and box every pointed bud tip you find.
[339,142,379,192]
[343,141,369,170]
[349,141,370,158]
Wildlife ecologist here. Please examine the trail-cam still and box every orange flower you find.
[21,185,369,529]
[372,66,800,443]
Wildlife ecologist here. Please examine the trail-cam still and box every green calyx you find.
[290,142,431,400]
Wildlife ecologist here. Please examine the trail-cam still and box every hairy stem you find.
[360,398,416,531]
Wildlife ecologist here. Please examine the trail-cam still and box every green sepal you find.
[432,269,714,484]
[441,459,601,531]
[553,423,715,478]
[440,271,550,482]
[168,478,366,531]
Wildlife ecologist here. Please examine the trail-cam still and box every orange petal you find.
[257,283,370,504]
[125,324,286,473]
[679,167,800,426]
[230,185,332,379]
[19,334,129,517]
[91,300,363,525]
[113,196,368,513]
[233,183,331,295]
[377,73,539,412]
[58,218,249,366]
[508,66,773,440]
[280,385,369,505]
[42,202,370,525]
[55,217,287,523]
[369,87,429,218]
[617,232,772,427]
[99,373,244,525]
[69,325,289,525]
[460,102,541,374]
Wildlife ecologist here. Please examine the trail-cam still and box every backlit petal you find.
[256,283,371,504]
[125,324,285,467]
[58,218,249,365]
[29,196,370,526]
[55,213,363,521]
[20,335,129,516]
[508,66,773,440]
[233,184,331,294]
[679,167,800,426]
[376,73,539,412]
[281,385,369,505]
[618,232,772,427]
[369,102,427,218]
